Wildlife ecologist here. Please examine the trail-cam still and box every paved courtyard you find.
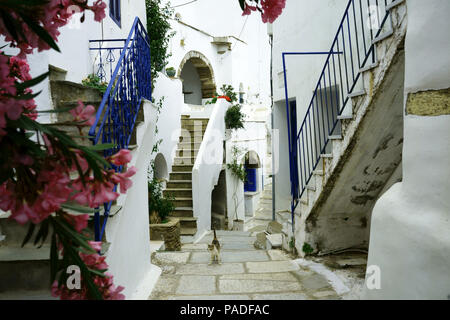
[148,230,340,300]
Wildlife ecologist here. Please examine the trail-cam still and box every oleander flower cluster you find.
[240,0,286,23]
[0,0,130,300]
[0,0,106,58]
[51,241,125,300]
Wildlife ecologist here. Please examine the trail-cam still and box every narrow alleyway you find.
[149,181,342,300]
[149,180,367,300]
[149,229,340,300]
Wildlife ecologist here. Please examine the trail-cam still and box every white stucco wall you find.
[365,0,450,299]
[164,0,270,109]
[226,119,268,224]
[105,100,161,300]
[271,0,349,214]
[192,99,227,237]
[151,73,185,178]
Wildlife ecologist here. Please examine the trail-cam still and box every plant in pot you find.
[148,177,175,224]
[205,84,238,105]
[227,145,247,231]
[225,104,245,130]
[82,73,109,93]
[165,67,176,78]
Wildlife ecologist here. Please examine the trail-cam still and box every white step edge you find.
[306,185,316,191]
[359,62,379,73]
[329,135,342,140]
[386,0,404,11]
[313,169,324,176]
[372,28,394,44]
[348,90,367,99]
[320,154,333,159]
[337,114,353,120]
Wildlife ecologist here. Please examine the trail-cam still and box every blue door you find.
[290,100,299,198]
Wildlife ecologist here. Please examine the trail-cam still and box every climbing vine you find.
[145,0,176,85]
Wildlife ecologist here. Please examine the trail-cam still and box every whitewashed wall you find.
[164,0,270,108]
[271,0,351,214]
[105,100,161,300]
[150,73,185,179]
[226,118,268,226]
[364,0,450,299]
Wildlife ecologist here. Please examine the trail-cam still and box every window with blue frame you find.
[109,0,121,27]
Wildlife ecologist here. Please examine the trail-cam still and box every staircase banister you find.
[88,16,141,139]
[284,0,398,221]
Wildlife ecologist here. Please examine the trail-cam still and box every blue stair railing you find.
[88,17,152,241]
[283,0,402,230]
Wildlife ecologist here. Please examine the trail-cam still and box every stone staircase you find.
[164,115,209,238]
[284,1,408,256]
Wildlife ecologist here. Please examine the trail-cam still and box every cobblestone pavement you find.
[149,230,341,300]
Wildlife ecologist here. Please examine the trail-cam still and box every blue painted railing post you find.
[88,17,152,242]
[282,0,397,236]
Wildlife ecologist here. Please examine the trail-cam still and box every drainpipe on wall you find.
[268,24,275,222]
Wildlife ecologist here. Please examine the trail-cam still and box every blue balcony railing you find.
[88,17,152,241]
[283,0,402,230]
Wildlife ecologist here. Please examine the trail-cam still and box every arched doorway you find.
[243,150,262,192]
[153,153,168,181]
[178,51,216,105]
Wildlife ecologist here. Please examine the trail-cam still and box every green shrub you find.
[81,74,108,93]
[225,104,245,130]
[302,242,314,255]
[148,177,175,223]
[146,0,175,85]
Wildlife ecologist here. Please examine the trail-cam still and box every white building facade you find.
[271,0,450,299]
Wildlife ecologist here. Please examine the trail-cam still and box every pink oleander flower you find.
[9,56,32,81]
[69,100,96,126]
[0,1,107,58]
[110,166,137,193]
[88,241,102,251]
[241,0,285,23]
[260,0,286,23]
[65,214,90,232]
[242,3,258,16]
[109,149,132,166]
[90,1,107,22]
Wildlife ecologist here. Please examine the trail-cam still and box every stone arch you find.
[243,150,262,169]
[177,51,217,100]
[154,153,168,180]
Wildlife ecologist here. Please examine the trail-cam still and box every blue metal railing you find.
[284,0,400,229]
[88,17,152,241]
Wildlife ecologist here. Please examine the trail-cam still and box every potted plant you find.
[225,104,245,130]
[165,67,176,78]
[148,177,174,224]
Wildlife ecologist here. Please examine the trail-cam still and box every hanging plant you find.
[225,104,245,130]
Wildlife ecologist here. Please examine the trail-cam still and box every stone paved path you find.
[149,230,340,300]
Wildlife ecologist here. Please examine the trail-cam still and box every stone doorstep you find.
[266,234,283,250]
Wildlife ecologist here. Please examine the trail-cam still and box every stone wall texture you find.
[150,218,181,251]
[406,88,450,116]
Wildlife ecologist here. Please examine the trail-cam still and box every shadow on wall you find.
[211,170,227,230]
